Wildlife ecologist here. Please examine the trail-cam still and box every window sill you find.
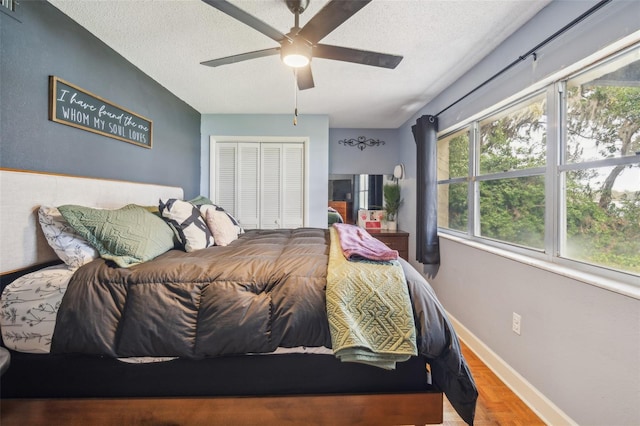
[438,232,640,301]
[0,6,20,22]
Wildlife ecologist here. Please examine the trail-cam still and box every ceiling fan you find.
[200,0,403,90]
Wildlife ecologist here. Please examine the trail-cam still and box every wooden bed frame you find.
[1,393,443,425]
[0,346,444,425]
[0,168,445,425]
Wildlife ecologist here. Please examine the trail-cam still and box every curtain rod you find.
[435,0,612,117]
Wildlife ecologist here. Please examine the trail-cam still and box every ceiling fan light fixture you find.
[281,40,311,68]
[283,53,309,68]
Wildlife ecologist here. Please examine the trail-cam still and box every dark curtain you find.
[412,115,440,277]
[350,175,362,221]
[368,174,383,209]
[352,175,361,215]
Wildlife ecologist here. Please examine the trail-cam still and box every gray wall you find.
[397,1,640,424]
[329,128,400,175]
[200,114,329,228]
[0,1,201,197]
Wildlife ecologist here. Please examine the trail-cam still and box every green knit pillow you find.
[58,204,175,267]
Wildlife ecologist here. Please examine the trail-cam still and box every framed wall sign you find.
[49,76,153,148]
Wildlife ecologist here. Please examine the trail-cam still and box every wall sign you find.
[338,136,385,151]
[49,76,153,148]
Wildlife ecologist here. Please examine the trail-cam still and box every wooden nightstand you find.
[328,201,352,224]
[368,229,409,261]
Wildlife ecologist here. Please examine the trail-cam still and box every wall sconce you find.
[338,136,385,151]
[393,163,405,180]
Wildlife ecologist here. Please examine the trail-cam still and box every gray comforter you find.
[51,228,477,424]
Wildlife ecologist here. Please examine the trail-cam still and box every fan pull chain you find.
[293,69,298,126]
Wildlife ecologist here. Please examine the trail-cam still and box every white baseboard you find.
[447,313,577,426]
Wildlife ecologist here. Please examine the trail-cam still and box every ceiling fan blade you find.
[201,47,280,67]
[296,65,315,90]
[298,0,371,44]
[314,44,403,69]
[201,0,288,43]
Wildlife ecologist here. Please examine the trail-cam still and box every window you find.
[478,94,547,249]
[437,130,469,232]
[1,0,16,12]
[358,174,370,210]
[437,43,639,282]
[561,47,640,275]
[479,175,546,249]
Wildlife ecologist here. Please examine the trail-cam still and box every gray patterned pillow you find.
[159,199,214,252]
[58,204,175,268]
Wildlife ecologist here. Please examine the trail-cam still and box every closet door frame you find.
[209,135,310,228]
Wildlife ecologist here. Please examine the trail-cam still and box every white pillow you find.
[159,199,214,252]
[204,208,239,246]
[38,206,99,270]
[199,204,244,236]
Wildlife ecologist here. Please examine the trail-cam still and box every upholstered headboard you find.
[0,168,184,274]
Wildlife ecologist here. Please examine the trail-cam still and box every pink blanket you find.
[333,223,399,262]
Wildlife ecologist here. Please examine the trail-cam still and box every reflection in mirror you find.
[328,174,384,224]
[355,174,384,210]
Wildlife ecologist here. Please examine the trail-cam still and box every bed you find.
[0,168,477,425]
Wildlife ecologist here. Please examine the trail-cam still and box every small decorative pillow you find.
[58,204,175,268]
[225,209,245,235]
[38,206,99,270]
[159,199,214,252]
[199,204,245,236]
[203,208,239,246]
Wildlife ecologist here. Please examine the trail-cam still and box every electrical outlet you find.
[512,312,521,335]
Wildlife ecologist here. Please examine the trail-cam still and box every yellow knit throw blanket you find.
[326,227,417,370]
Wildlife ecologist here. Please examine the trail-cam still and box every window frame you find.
[436,43,640,287]
[358,174,370,210]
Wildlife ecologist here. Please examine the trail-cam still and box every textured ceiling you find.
[48,0,552,128]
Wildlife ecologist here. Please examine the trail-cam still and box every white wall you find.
[436,238,639,425]
[200,114,329,228]
[397,1,640,424]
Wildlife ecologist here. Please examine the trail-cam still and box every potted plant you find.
[383,183,401,231]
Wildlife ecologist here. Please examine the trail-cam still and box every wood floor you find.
[442,342,545,425]
[1,341,544,426]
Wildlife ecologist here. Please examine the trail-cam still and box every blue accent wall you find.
[0,1,201,198]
